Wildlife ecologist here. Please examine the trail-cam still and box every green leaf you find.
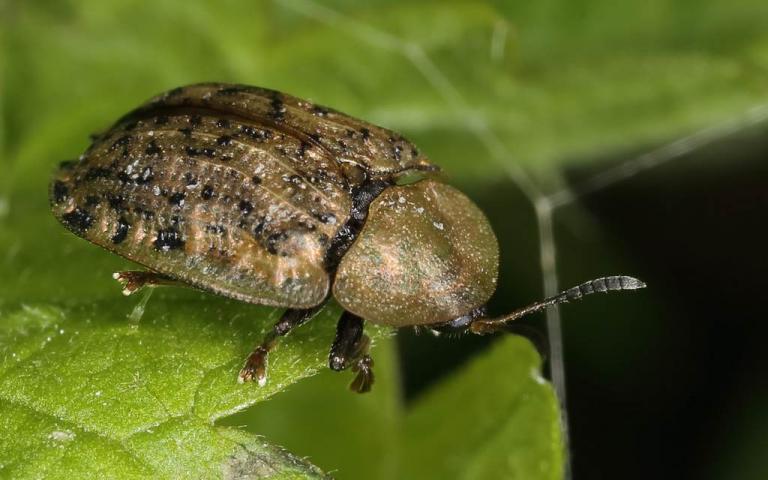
[219,336,405,480]
[0,295,339,478]
[402,336,562,480]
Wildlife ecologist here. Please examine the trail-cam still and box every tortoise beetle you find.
[50,83,645,392]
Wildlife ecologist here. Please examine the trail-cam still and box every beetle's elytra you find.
[50,83,645,392]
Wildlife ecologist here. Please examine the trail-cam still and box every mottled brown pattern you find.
[50,83,436,308]
[120,83,434,176]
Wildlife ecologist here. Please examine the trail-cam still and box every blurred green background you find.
[2,0,768,479]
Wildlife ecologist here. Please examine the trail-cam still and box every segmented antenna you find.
[471,276,646,334]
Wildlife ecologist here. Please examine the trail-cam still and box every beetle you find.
[50,83,645,393]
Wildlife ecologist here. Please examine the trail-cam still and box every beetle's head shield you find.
[333,180,499,327]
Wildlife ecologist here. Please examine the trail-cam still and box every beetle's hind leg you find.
[113,271,182,295]
[328,311,375,393]
[239,306,323,386]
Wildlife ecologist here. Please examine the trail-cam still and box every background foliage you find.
[1,0,767,479]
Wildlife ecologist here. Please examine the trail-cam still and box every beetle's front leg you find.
[239,306,323,386]
[329,311,375,393]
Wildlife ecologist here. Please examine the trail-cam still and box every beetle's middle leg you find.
[328,311,375,393]
[239,306,322,386]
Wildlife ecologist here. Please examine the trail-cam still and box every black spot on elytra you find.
[145,140,162,156]
[107,194,125,210]
[313,212,336,224]
[62,208,93,234]
[189,115,202,126]
[112,217,130,244]
[184,146,200,156]
[205,224,226,235]
[220,153,233,161]
[240,126,272,142]
[360,128,371,140]
[168,192,186,206]
[154,228,184,251]
[154,115,169,125]
[284,174,303,186]
[178,128,193,138]
[252,217,267,237]
[185,146,215,157]
[215,118,231,129]
[184,172,198,187]
[238,200,253,215]
[311,105,329,117]
[201,185,214,200]
[308,133,321,143]
[269,94,286,121]
[298,220,316,231]
[84,167,112,181]
[266,232,288,255]
[119,166,153,185]
[217,135,232,146]
[110,135,131,151]
[52,181,69,203]
[251,175,262,185]
[298,141,311,158]
[411,147,419,156]
[318,233,330,246]
[85,195,100,207]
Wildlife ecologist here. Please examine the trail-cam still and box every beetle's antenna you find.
[470,276,646,334]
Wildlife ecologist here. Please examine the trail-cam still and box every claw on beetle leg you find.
[238,343,272,386]
[113,271,178,296]
[238,306,322,386]
[328,311,375,393]
[350,354,374,393]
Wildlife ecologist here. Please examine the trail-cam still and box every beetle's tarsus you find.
[238,307,322,386]
[113,271,178,295]
[350,354,374,393]
[239,346,270,386]
[114,271,141,295]
[329,311,375,393]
